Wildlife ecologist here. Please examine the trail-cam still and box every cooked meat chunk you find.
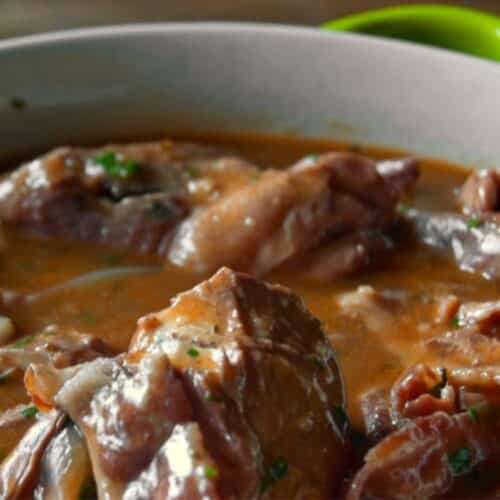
[0,141,260,258]
[0,410,65,500]
[359,387,394,442]
[404,207,500,280]
[9,268,349,499]
[296,230,393,282]
[348,410,500,500]
[390,364,455,422]
[460,168,500,213]
[169,153,403,276]
[337,285,408,335]
[34,422,93,500]
[123,423,221,500]
[425,299,500,370]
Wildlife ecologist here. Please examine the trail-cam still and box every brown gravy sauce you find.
[1,132,495,457]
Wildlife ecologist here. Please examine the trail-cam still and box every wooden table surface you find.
[2,0,499,39]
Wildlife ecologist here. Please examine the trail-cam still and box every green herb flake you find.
[13,335,35,348]
[304,154,319,162]
[94,151,141,179]
[10,97,26,110]
[204,465,219,479]
[448,447,472,476]
[449,316,460,329]
[468,406,479,423]
[397,203,411,214]
[79,311,97,326]
[186,165,200,179]
[21,406,39,419]
[187,347,200,358]
[332,404,349,428]
[467,217,481,229]
[260,457,288,493]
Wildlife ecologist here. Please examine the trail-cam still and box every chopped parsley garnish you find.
[187,347,200,358]
[186,165,200,178]
[467,217,481,229]
[147,200,174,220]
[304,154,319,162]
[449,316,460,329]
[10,97,26,110]
[13,335,34,348]
[260,457,288,493]
[94,151,140,179]
[204,465,219,479]
[79,311,97,325]
[332,404,349,429]
[21,406,39,419]
[397,203,411,214]
[448,447,472,476]
[468,406,479,423]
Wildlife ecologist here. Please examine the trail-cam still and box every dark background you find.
[2,0,499,38]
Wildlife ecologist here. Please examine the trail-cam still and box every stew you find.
[0,133,499,499]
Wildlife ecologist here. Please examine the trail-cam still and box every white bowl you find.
[1,23,500,165]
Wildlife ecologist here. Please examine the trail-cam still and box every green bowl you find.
[322,4,500,62]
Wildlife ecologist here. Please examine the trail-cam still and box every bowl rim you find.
[1,20,499,73]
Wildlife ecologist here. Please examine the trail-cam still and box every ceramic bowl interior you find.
[1,23,500,166]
